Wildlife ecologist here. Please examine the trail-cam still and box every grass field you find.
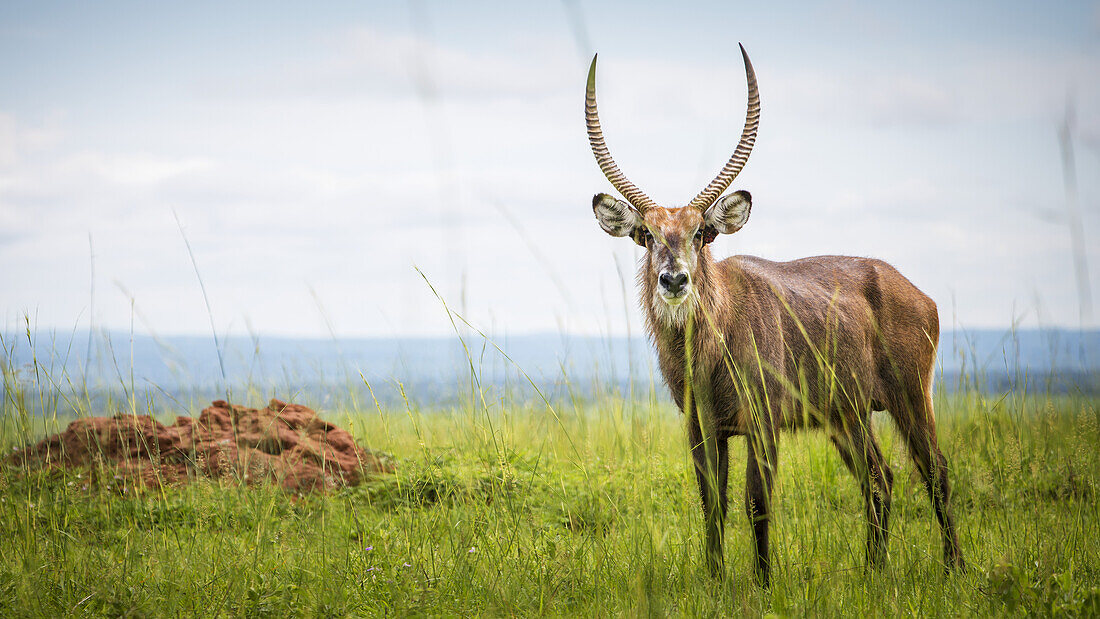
[1,355,1099,616]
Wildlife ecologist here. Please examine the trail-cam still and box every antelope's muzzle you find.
[658,271,689,299]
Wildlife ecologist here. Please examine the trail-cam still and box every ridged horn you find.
[687,43,760,211]
[586,54,659,213]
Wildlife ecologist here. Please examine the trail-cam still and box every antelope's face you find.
[584,44,760,325]
[593,191,751,309]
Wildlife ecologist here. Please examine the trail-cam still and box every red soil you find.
[7,399,393,492]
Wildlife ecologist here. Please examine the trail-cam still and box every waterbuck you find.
[585,45,963,585]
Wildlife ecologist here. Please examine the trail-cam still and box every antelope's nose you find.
[659,272,689,294]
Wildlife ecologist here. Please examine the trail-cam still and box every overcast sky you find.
[2,1,1099,339]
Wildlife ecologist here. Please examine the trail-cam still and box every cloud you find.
[0,110,65,166]
[79,153,211,187]
[767,49,1100,130]
[4,14,1099,336]
[199,25,575,103]
[0,151,212,236]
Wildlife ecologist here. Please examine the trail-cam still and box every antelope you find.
[585,45,963,585]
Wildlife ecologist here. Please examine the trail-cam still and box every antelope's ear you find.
[592,193,642,237]
[704,190,751,234]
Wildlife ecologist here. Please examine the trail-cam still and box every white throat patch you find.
[651,287,696,329]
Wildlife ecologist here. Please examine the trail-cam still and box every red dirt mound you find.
[8,399,394,492]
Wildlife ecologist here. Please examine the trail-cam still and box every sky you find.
[1,0,1099,339]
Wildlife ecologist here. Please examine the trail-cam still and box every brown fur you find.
[634,205,963,584]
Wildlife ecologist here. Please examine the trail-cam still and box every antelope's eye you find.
[694,229,703,241]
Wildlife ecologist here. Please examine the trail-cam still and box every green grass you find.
[1,379,1098,617]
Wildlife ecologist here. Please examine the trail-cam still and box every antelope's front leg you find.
[745,432,778,587]
[689,415,729,577]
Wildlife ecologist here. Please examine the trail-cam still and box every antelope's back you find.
[723,254,939,417]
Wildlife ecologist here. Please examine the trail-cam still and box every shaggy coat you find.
[623,201,963,584]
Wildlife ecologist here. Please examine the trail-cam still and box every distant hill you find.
[3,328,1098,411]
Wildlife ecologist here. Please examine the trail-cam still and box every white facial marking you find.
[652,249,697,327]
[655,242,694,299]
[652,286,696,328]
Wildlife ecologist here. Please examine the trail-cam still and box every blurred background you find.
[1,1,1098,397]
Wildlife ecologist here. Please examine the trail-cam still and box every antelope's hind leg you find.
[830,418,894,570]
[891,390,964,570]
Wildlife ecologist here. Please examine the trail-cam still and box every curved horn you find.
[586,54,659,213]
[687,43,760,211]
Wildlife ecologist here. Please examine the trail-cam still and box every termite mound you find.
[8,399,394,492]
